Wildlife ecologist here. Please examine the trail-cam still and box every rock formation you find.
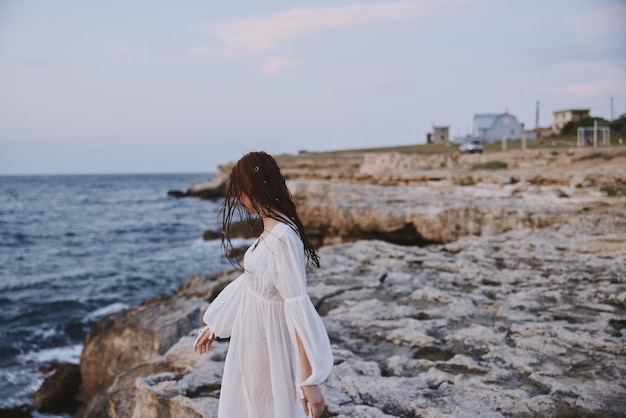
[78,208,625,417]
[33,362,81,414]
[201,148,626,247]
[79,147,626,417]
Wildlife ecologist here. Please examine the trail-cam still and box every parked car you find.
[459,140,483,153]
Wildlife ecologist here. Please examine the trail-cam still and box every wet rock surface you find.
[33,362,81,413]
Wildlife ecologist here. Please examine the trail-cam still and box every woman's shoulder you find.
[270,222,302,245]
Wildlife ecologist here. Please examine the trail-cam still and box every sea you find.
[0,173,241,413]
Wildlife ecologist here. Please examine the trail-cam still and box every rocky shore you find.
[50,147,626,417]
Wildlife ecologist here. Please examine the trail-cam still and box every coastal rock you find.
[79,357,174,418]
[283,151,626,247]
[185,171,227,199]
[176,161,231,199]
[0,405,32,418]
[79,336,227,418]
[80,147,626,417]
[167,190,185,198]
[79,270,238,400]
[33,362,81,413]
[199,150,626,249]
[81,209,626,417]
[289,179,563,247]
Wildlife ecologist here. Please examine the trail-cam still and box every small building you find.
[427,126,450,143]
[553,109,590,133]
[433,126,449,143]
[472,113,523,142]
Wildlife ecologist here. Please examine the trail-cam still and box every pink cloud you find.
[540,79,626,98]
[193,1,462,58]
[564,80,626,97]
[258,58,297,75]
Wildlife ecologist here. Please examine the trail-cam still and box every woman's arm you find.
[297,332,325,418]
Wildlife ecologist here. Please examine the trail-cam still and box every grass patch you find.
[545,406,605,418]
[605,238,625,243]
[551,151,559,156]
[413,347,455,361]
[600,185,626,197]
[458,179,477,186]
[510,177,519,184]
[557,189,569,198]
[472,161,508,170]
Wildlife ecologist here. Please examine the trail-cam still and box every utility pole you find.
[610,96,614,121]
[535,101,541,143]
[535,101,540,130]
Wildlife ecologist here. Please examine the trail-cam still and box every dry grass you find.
[275,136,626,163]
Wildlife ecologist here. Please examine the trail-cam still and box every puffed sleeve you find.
[270,228,333,392]
[201,272,246,338]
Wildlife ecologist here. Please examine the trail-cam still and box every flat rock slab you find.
[87,210,626,417]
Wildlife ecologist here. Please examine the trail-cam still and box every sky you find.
[0,0,625,175]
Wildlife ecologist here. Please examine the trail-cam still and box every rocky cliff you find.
[77,147,626,417]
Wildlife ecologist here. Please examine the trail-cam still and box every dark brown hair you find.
[220,151,319,269]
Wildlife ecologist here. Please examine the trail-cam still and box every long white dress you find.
[201,222,334,418]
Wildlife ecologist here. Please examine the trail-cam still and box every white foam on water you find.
[32,412,72,418]
[1,345,83,409]
[17,344,83,365]
[0,366,42,408]
[33,326,61,339]
[84,302,129,322]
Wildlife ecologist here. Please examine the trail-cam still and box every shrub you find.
[472,161,508,170]
[458,179,477,186]
[561,116,610,135]
[557,189,569,198]
[600,185,626,197]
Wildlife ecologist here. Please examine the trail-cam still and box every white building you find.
[552,109,590,133]
[472,113,524,142]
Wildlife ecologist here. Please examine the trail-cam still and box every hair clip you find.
[254,166,260,172]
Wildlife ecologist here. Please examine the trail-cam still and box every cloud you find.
[258,58,297,76]
[540,79,626,98]
[192,1,461,58]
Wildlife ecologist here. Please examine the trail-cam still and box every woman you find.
[193,151,333,418]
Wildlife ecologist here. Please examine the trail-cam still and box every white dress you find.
[201,222,334,418]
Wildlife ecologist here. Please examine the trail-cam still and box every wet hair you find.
[220,151,320,269]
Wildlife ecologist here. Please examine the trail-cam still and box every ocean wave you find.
[84,302,129,322]
[0,173,220,404]
[0,366,42,408]
[17,344,83,365]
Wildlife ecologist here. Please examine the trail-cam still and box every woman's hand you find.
[193,327,216,354]
[301,385,325,418]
